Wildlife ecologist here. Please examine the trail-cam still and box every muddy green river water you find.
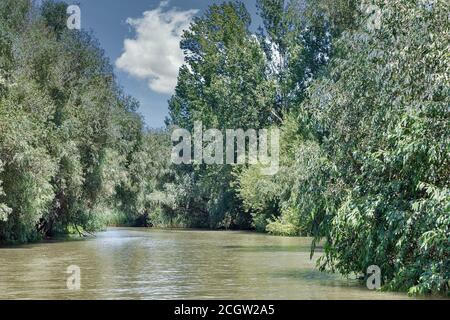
[0,227,416,299]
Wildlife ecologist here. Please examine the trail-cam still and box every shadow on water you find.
[0,234,93,250]
[272,269,361,288]
[222,244,324,253]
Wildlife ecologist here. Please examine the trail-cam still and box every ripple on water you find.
[0,228,428,300]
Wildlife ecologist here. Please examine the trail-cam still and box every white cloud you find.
[116,1,198,95]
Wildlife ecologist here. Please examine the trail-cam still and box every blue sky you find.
[61,0,260,128]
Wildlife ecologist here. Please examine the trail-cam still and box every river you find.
[0,227,415,300]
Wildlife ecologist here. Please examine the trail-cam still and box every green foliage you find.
[0,0,448,296]
[257,0,332,111]
[303,0,360,35]
[266,218,298,236]
[115,130,172,225]
[237,0,449,295]
[167,2,275,229]
[0,0,149,241]
[0,160,11,221]
[237,164,281,231]
[169,2,275,130]
[302,0,450,295]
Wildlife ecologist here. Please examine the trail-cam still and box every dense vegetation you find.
[0,0,170,241]
[0,0,448,295]
[167,0,449,295]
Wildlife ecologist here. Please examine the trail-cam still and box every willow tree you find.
[0,0,146,242]
[306,0,450,294]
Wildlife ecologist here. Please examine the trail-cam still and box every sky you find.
[60,0,260,128]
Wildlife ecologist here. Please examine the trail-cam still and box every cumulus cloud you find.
[116,1,198,95]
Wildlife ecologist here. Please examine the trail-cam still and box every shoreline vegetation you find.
[0,0,448,296]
